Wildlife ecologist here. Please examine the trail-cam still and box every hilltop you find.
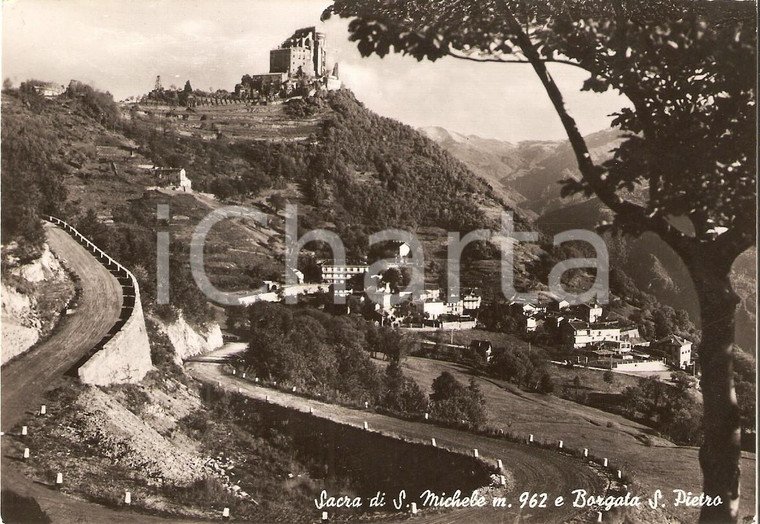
[2,85,545,319]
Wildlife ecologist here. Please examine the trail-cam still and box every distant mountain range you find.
[422,126,756,353]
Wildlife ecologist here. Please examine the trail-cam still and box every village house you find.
[319,262,368,287]
[391,241,411,262]
[461,290,482,315]
[621,326,649,347]
[548,298,571,312]
[653,334,693,369]
[419,300,447,320]
[578,302,603,323]
[416,288,441,302]
[152,167,192,192]
[561,319,623,350]
[510,300,544,317]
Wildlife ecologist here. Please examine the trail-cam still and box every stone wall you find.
[45,216,153,385]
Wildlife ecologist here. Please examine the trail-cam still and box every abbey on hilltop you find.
[235,27,342,102]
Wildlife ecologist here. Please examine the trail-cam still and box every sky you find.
[1,0,630,142]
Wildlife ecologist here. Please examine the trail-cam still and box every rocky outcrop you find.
[1,285,41,363]
[163,313,223,364]
[13,244,67,283]
[1,244,73,365]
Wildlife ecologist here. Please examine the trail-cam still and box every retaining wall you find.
[45,216,152,386]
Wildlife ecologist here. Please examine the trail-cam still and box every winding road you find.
[2,223,123,430]
[1,224,177,523]
[188,344,611,523]
[3,223,612,523]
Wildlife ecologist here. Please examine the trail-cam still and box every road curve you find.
[1,224,181,523]
[2,223,123,430]
[1,227,605,523]
[188,344,610,524]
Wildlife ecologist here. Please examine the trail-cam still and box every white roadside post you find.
[124,491,131,505]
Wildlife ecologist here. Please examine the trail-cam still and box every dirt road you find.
[2,224,123,430]
[1,224,180,523]
[188,344,610,524]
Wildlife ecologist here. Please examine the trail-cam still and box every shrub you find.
[380,362,428,413]
[242,303,422,413]
[429,372,487,427]
[112,384,150,415]
[538,372,555,394]
[169,477,236,508]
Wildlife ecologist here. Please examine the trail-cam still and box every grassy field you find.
[549,363,642,394]
[393,355,757,523]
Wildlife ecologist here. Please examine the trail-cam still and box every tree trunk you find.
[688,256,742,523]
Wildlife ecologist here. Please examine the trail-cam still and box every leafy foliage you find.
[488,345,551,392]
[429,372,487,427]
[381,362,428,413]
[733,349,756,431]
[74,202,211,325]
[621,372,703,445]
[326,0,755,245]
[242,303,424,412]
[125,89,510,258]
[1,101,68,254]
[65,80,121,129]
